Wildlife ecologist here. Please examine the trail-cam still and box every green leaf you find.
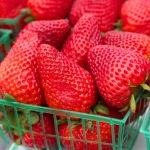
[113,19,122,27]
[8,110,17,126]
[17,109,39,125]
[57,119,68,125]
[85,120,93,132]
[16,138,21,145]
[93,104,110,115]
[21,8,32,15]
[30,112,39,125]
[119,104,129,112]
[140,84,150,91]
[0,119,9,131]
[3,94,17,102]
[130,94,136,113]
[114,27,122,31]
[14,129,20,136]
[25,16,36,23]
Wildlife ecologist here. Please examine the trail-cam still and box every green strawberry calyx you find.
[119,104,129,112]
[93,104,110,115]
[21,8,36,23]
[127,71,150,113]
[130,94,136,113]
[0,93,39,143]
[113,19,122,31]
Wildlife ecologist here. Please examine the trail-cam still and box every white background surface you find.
[0,133,147,150]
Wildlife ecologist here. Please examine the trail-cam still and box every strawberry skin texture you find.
[103,31,150,60]
[23,113,56,149]
[120,0,150,35]
[0,32,44,105]
[61,14,102,68]
[37,44,98,119]
[88,45,150,108]
[28,0,73,20]
[16,20,71,50]
[59,106,120,150]
[68,0,123,32]
[0,0,27,18]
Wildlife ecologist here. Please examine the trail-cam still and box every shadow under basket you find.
[0,13,26,39]
[0,91,149,150]
[140,107,150,150]
[0,29,12,62]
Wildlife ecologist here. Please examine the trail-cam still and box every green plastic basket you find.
[0,13,26,39]
[0,29,12,62]
[0,91,148,150]
[140,107,150,150]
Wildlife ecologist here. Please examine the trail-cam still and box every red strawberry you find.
[0,0,27,18]
[37,44,98,119]
[68,0,124,32]
[16,20,71,50]
[87,45,150,108]
[61,14,102,68]
[120,0,150,36]
[27,0,73,21]
[103,31,150,60]
[0,32,44,105]
[23,113,56,149]
[58,105,120,150]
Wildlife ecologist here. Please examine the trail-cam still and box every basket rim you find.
[0,90,144,126]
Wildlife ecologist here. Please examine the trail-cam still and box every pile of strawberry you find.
[0,0,150,149]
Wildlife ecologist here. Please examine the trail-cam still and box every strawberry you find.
[8,113,56,149]
[58,105,120,150]
[27,0,73,21]
[87,45,150,108]
[103,31,150,60]
[120,0,150,36]
[23,113,56,149]
[16,20,71,50]
[0,32,44,105]
[68,0,124,32]
[0,0,27,18]
[61,14,102,68]
[37,44,98,119]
